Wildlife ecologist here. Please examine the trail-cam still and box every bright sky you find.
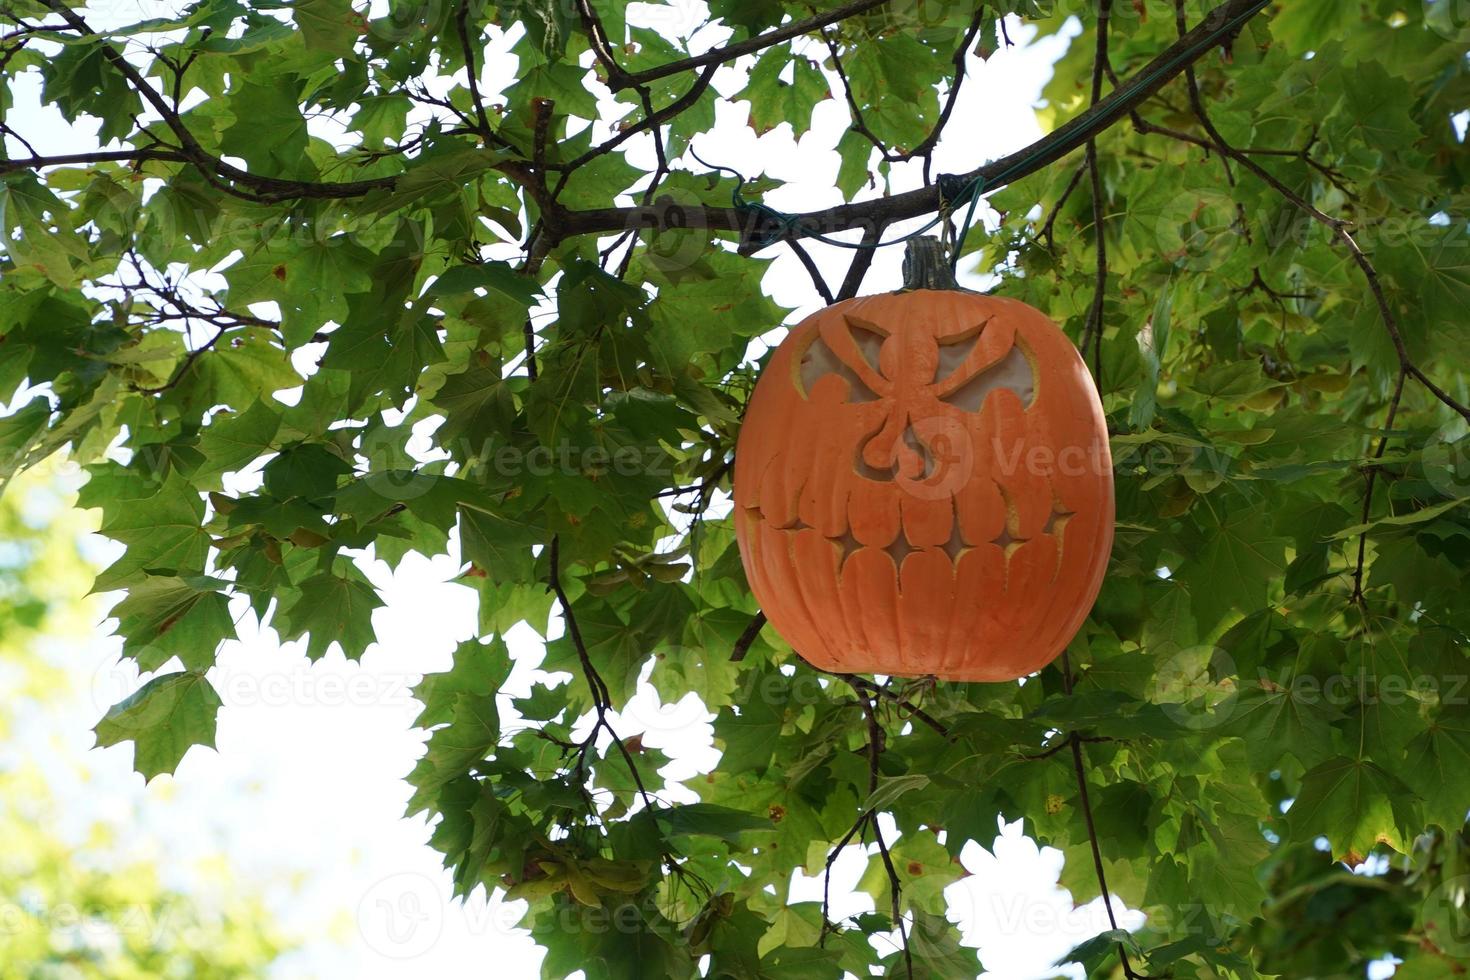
[1,3,1164,977]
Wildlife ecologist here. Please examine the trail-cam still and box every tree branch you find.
[787,239,835,305]
[553,0,1274,251]
[1059,651,1146,979]
[36,0,400,201]
[0,148,190,176]
[730,610,766,663]
[1352,369,1408,606]
[575,0,634,89]
[1077,0,1113,380]
[16,0,1274,252]
[613,0,893,92]
[835,221,887,300]
[455,0,492,143]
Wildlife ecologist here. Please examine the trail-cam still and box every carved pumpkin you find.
[733,238,1114,682]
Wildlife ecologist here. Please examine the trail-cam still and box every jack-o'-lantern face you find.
[733,286,1114,683]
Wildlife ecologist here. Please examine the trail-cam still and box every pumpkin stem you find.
[900,236,962,291]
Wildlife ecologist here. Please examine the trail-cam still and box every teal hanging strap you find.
[938,173,987,274]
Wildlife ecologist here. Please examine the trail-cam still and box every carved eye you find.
[796,316,889,403]
[934,328,1037,412]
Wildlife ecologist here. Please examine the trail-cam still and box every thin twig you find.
[1352,368,1408,606]
[730,611,766,663]
[863,694,912,980]
[787,239,835,305]
[1078,0,1112,383]
[908,7,987,177]
[614,0,893,91]
[547,537,664,825]
[1060,651,1144,978]
[1017,735,1115,762]
[558,63,719,174]
[132,323,232,395]
[835,221,887,300]
[822,32,891,159]
[820,817,867,943]
[1036,163,1088,251]
[611,86,677,278]
[812,667,952,739]
[455,0,493,143]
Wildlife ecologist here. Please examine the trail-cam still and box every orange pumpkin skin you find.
[733,282,1114,683]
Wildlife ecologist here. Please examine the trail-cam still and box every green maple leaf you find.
[1403,711,1470,831]
[218,76,312,179]
[275,570,383,661]
[94,671,223,781]
[1289,757,1419,861]
[1189,806,1270,917]
[706,0,784,35]
[714,669,788,777]
[170,328,301,423]
[292,0,363,57]
[194,400,282,485]
[1222,685,1342,770]
[92,471,212,591]
[741,51,830,139]
[407,692,501,815]
[431,365,517,449]
[458,504,542,583]
[110,574,236,672]
[1183,508,1289,630]
[414,636,514,728]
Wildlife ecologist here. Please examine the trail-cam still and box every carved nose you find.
[893,425,930,481]
[858,413,935,482]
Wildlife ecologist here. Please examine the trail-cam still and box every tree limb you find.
[17,0,1273,249]
[1077,0,1113,380]
[1060,651,1147,979]
[835,221,887,300]
[38,0,399,201]
[730,611,766,663]
[0,148,190,176]
[553,0,1274,252]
